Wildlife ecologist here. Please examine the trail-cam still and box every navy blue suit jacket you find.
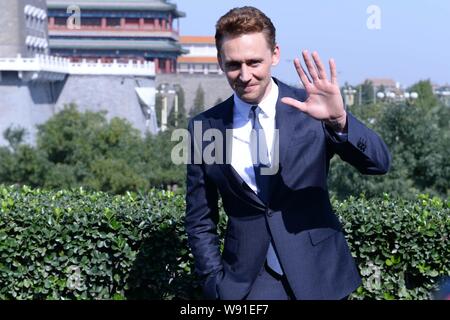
[185,79,391,300]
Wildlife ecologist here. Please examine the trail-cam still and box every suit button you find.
[266,209,273,217]
[357,138,367,152]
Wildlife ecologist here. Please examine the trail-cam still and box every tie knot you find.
[249,105,259,118]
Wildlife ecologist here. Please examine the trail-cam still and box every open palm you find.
[281,50,347,131]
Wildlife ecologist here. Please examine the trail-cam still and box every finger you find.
[312,51,327,80]
[294,58,312,89]
[329,58,338,85]
[302,50,319,82]
[281,97,308,113]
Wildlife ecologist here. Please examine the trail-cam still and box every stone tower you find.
[0,0,49,58]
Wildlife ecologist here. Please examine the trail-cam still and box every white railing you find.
[182,45,217,57]
[69,59,155,76]
[0,54,155,76]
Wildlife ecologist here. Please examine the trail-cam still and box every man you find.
[185,6,391,300]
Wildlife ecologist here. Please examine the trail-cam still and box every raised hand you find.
[281,50,347,132]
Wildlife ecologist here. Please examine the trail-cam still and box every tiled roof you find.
[50,38,184,52]
[177,56,218,63]
[180,36,215,45]
[47,0,186,17]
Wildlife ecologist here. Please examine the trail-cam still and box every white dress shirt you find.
[231,79,279,194]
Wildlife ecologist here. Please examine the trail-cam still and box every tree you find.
[3,126,27,152]
[36,104,146,193]
[408,79,439,108]
[168,86,187,129]
[356,80,374,105]
[155,87,163,127]
[328,102,449,200]
[142,130,186,191]
[189,84,205,118]
[0,104,188,194]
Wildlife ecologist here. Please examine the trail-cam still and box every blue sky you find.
[175,0,450,88]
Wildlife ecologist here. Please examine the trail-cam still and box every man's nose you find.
[239,64,251,82]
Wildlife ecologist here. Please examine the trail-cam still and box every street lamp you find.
[377,91,418,105]
[403,91,419,105]
[404,92,418,99]
[376,92,385,99]
[157,83,179,131]
[343,86,357,107]
[376,91,395,102]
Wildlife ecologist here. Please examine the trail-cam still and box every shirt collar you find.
[233,78,278,120]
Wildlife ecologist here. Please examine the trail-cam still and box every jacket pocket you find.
[308,228,340,246]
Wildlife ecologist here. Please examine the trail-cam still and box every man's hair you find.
[215,6,276,52]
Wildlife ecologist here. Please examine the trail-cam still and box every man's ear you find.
[272,45,281,66]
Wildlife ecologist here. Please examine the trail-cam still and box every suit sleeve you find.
[185,118,223,299]
[323,112,392,174]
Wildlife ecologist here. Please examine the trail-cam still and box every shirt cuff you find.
[334,131,348,142]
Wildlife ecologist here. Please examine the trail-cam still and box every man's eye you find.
[226,64,240,70]
[249,61,261,67]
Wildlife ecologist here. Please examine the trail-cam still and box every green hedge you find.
[0,186,448,300]
[0,185,197,300]
[335,194,449,299]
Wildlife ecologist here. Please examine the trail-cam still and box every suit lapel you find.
[275,80,301,167]
[265,79,308,204]
[209,97,265,209]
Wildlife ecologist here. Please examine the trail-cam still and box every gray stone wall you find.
[0,71,55,146]
[0,72,232,147]
[156,73,233,114]
[55,75,153,133]
[0,72,155,146]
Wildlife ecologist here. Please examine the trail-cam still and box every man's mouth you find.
[239,84,258,93]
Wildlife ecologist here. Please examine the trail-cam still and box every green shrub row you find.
[0,185,195,300]
[0,185,448,299]
[335,193,449,299]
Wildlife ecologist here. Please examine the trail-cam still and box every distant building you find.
[365,78,408,103]
[47,0,186,74]
[177,36,221,75]
[366,78,400,92]
[0,0,49,59]
[0,0,159,146]
[434,84,450,107]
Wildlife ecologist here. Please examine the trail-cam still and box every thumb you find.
[281,97,308,113]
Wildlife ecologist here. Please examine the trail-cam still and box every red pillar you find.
[139,18,144,29]
[155,18,160,30]
[154,58,160,74]
[162,19,167,30]
[120,18,126,28]
[101,17,107,29]
[49,17,55,27]
[165,59,170,73]
[147,18,154,29]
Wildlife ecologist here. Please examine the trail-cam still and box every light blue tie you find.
[249,105,283,275]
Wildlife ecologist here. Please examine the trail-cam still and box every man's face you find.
[218,32,280,105]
